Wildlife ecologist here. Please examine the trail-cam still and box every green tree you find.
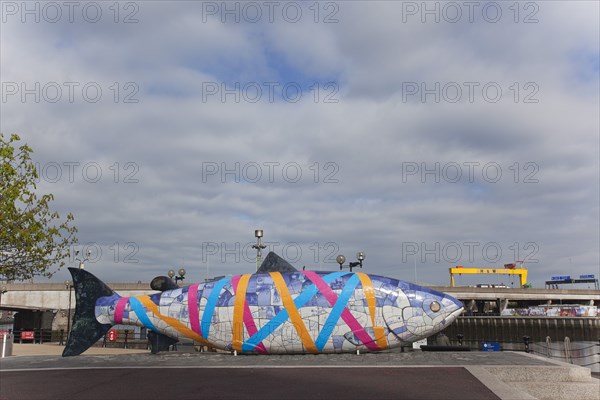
[1,134,78,280]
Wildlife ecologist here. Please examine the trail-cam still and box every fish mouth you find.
[447,306,464,322]
[445,296,464,320]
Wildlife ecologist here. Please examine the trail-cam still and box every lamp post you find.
[75,249,92,269]
[337,252,366,272]
[413,254,417,284]
[168,269,186,285]
[64,280,73,340]
[252,229,266,272]
[0,286,7,313]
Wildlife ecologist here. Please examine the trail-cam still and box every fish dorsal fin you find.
[151,276,180,291]
[257,252,297,273]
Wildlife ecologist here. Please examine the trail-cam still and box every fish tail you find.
[62,268,116,357]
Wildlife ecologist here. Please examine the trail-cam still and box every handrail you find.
[564,337,572,364]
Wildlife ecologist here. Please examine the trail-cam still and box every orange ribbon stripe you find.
[134,295,211,347]
[269,272,319,354]
[232,274,251,352]
[356,272,388,350]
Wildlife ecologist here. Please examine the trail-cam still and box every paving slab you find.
[7,343,148,357]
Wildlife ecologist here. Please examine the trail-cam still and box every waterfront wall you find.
[442,316,600,344]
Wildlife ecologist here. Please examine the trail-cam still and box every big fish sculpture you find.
[63,253,463,356]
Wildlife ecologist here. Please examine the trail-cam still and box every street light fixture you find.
[0,286,8,331]
[252,229,266,272]
[64,280,73,341]
[75,249,92,269]
[337,252,366,272]
[168,268,186,285]
[0,286,7,308]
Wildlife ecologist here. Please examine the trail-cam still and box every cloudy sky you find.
[1,1,598,288]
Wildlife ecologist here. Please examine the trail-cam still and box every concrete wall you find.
[0,282,159,337]
[0,282,157,311]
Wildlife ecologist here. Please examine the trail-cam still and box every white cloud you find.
[1,1,598,287]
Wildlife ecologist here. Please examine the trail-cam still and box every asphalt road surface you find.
[0,367,499,400]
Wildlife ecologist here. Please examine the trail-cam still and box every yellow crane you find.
[449,262,528,287]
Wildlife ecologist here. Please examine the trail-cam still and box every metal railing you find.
[6,329,56,344]
[4,329,211,352]
[530,337,600,372]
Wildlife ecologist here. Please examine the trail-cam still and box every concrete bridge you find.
[0,282,159,334]
[429,286,599,305]
[0,282,158,312]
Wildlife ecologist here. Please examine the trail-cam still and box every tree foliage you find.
[1,134,78,280]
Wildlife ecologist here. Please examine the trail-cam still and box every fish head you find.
[383,283,463,343]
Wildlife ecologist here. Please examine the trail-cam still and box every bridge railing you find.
[4,329,56,344]
[4,329,208,352]
[93,330,210,352]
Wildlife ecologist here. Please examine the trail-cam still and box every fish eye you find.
[430,301,441,312]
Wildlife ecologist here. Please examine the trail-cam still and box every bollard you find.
[1,333,14,357]
[523,336,530,353]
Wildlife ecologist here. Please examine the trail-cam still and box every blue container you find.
[481,341,501,351]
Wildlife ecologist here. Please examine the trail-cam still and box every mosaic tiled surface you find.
[95,271,463,354]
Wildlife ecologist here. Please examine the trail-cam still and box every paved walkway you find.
[0,346,556,369]
[1,348,597,400]
[8,343,147,357]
